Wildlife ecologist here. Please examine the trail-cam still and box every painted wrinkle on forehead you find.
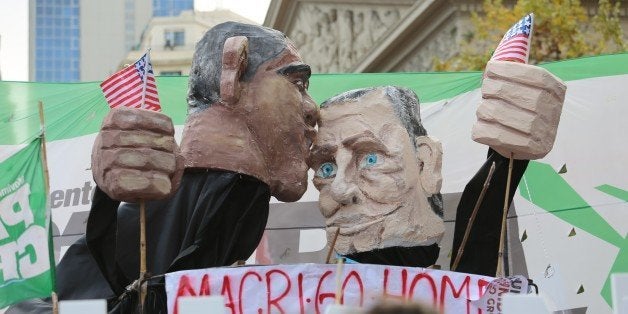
[341,130,384,152]
[261,41,304,73]
[319,107,360,125]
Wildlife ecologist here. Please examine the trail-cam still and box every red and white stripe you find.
[491,34,530,64]
[100,61,161,111]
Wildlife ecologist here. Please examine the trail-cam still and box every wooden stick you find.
[451,162,496,271]
[51,292,58,314]
[334,257,344,304]
[496,153,514,277]
[39,102,58,314]
[139,200,147,312]
[38,102,50,199]
[325,227,341,264]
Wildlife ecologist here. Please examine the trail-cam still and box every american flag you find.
[100,52,161,111]
[490,13,534,64]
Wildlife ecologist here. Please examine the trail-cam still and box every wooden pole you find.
[139,200,147,312]
[451,162,496,271]
[39,101,59,314]
[496,153,514,277]
[51,292,58,314]
[38,102,50,199]
[137,49,151,312]
[325,227,340,264]
[334,257,344,304]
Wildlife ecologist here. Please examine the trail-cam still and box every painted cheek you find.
[319,189,339,218]
[358,172,407,203]
[263,81,307,151]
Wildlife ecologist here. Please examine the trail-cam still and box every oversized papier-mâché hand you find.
[472,61,567,160]
[91,107,184,202]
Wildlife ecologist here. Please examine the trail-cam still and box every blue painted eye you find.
[316,162,337,178]
[360,153,379,168]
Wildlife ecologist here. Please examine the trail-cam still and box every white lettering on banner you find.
[0,216,7,240]
[165,264,497,314]
[0,242,19,282]
[17,225,50,279]
[0,183,50,285]
[0,177,24,199]
[0,183,34,240]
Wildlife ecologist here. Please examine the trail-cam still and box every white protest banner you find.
[165,263,496,314]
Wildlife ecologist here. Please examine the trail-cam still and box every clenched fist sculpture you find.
[91,107,184,202]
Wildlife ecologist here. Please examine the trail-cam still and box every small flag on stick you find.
[492,13,535,278]
[490,13,534,64]
[99,49,159,311]
[100,52,161,111]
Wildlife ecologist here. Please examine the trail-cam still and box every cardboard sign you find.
[165,263,495,314]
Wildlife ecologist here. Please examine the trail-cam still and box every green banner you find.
[1,53,627,146]
[0,138,54,308]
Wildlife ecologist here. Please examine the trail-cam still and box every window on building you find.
[153,0,194,17]
[164,30,185,49]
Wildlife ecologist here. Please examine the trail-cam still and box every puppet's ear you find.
[415,135,443,195]
[220,36,248,105]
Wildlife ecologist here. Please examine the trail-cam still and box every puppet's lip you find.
[330,205,403,236]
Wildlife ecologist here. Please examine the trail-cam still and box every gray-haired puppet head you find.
[320,86,443,217]
[187,22,289,114]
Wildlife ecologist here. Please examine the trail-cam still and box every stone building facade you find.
[264,0,628,73]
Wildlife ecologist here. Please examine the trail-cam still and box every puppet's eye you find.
[316,162,337,178]
[293,78,307,92]
[360,152,380,168]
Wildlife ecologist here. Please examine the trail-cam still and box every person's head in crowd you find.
[367,298,439,314]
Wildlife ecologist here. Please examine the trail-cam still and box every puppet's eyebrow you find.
[307,144,337,167]
[277,64,311,78]
[341,130,388,153]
